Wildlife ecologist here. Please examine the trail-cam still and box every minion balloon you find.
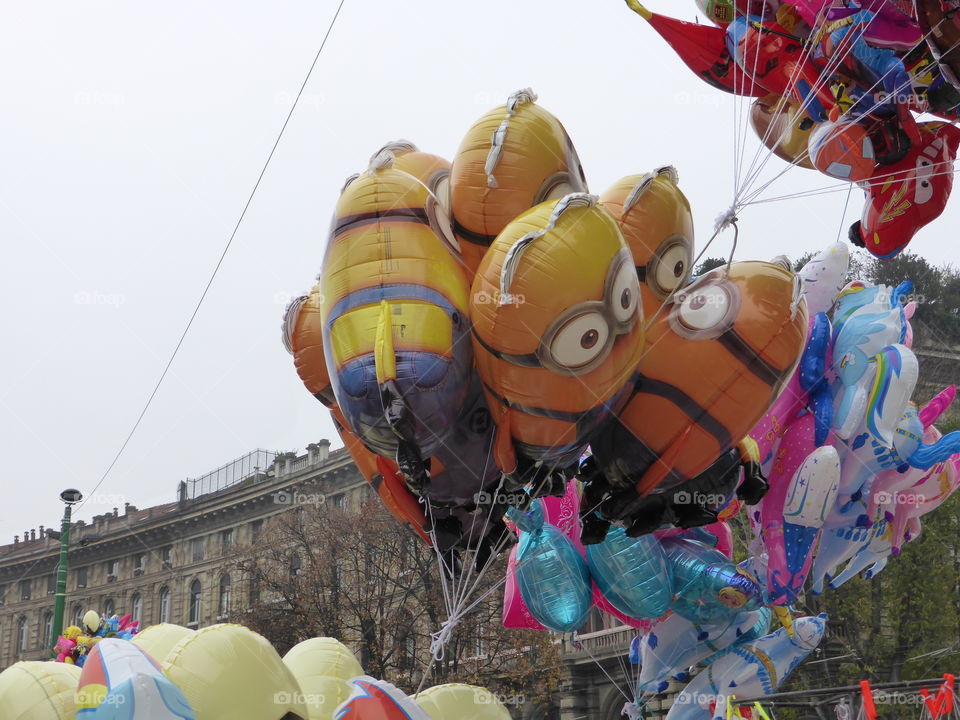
[450,88,588,278]
[320,151,473,491]
[589,261,808,534]
[599,166,695,315]
[368,140,452,205]
[469,193,645,490]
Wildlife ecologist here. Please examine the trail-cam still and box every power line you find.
[76,0,348,512]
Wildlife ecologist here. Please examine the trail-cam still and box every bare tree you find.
[236,493,563,704]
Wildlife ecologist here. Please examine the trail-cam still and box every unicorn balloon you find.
[666,615,828,720]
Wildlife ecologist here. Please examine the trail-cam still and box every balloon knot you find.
[714,205,739,233]
[430,615,462,660]
[623,700,644,720]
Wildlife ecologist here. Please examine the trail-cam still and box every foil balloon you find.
[797,242,850,317]
[76,638,195,719]
[662,537,765,625]
[589,261,807,528]
[624,2,764,95]
[764,444,841,605]
[283,291,432,543]
[450,88,587,277]
[586,527,673,620]
[470,193,645,479]
[811,517,891,593]
[750,95,816,170]
[809,114,877,183]
[370,140,451,202]
[335,677,430,720]
[283,637,364,720]
[887,455,960,554]
[665,615,828,720]
[131,624,195,667]
[508,505,592,633]
[599,166,695,312]
[162,624,309,720]
[827,518,920,589]
[635,608,772,696]
[414,684,513,720]
[850,123,960,259]
[0,662,81,720]
[320,152,472,491]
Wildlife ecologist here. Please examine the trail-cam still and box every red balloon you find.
[851,122,960,259]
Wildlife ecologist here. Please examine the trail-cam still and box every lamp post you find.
[51,489,82,646]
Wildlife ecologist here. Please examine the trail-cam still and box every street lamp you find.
[51,489,82,649]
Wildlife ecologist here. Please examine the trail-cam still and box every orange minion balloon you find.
[589,261,808,515]
[469,193,646,487]
[451,88,587,279]
[599,166,695,314]
[281,289,432,544]
[320,150,472,491]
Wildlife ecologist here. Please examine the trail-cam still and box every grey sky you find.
[2,0,956,542]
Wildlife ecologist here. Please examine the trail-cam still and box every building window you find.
[218,575,231,619]
[250,519,263,542]
[76,567,88,589]
[334,494,346,511]
[46,574,56,595]
[191,537,206,563]
[188,580,202,626]
[131,593,142,625]
[249,579,260,606]
[133,553,146,576]
[42,611,53,647]
[221,528,234,550]
[19,579,31,601]
[106,559,119,581]
[104,598,115,618]
[72,604,84,628]
[289,555,302,577]
[0,584,6,605]
[158,587,170,623]
[16,617,28,654]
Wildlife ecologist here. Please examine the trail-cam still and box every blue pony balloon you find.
[799,312,834,447]
[586,526,672,620]
[507,505,592,633]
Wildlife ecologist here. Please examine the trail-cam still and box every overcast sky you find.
[2,0,957,543]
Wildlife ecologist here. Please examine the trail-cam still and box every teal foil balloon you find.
[663,537,764,624]
[586,526,672,620]
[508,506,592,633]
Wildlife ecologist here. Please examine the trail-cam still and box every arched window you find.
[131,593,142,625]
[218,575,231,618]
[103,598,114,618]
[158,587,170,623]
[42,610,53,647]
[16,616,28,653]
[188,580,202,626]
[72,604,84,628]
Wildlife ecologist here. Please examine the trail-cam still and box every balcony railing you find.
[183,449,277,500]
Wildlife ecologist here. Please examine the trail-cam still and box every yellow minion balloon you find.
[451,88,587,278]
[370,140,452,205]
[599,167,694,315]
[320,151,472,491]
[470,193,645,483]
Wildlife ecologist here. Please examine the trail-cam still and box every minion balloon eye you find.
[670,277,740,339]
[645,235,693,299]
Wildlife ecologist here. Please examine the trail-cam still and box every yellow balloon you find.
[162,623,309,720]
[283,637,364,720]
[131,622,195,664]
[414,684,513,720]
[0,661,81,720]
[82,610,101,634]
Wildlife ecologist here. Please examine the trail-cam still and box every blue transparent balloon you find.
[508,506,592,633]
[663,537,764,624]
[586,526,672,620]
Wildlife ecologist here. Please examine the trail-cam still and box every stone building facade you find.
[0,441,652,719]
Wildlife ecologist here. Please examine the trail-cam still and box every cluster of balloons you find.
[625,0,960,259]
[53,609,140,667]
[282,88,811,567]
[0,622,511,720]
[497,242,960,719]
